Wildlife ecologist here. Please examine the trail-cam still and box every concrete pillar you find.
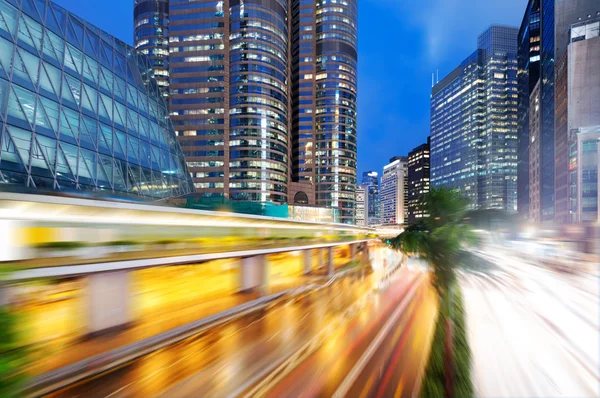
[327,246,334,276]
[318,248,324,269]
[87,271,130,336]
[240,255,267,294]
[304,250,312,274]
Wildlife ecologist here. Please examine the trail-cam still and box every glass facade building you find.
[431,26,518,211]
[0,0,193,198]
[517,0,540,219]
[361,171,379,226]
[407,138,430,224]
[135,0,358,222]
[134,0,170,99]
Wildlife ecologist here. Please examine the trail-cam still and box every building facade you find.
[362,171,379,226]
[380,156,407,225]
[291,0,358,224]
[0,0,193,199]
[517,0,541,219]
[431,26,518,211]
[133,0,169,99]
[355,183,367,226]
[134,0,358,223]
[567,18,600,223]
[529,81,542,222]
[407,138,430,224]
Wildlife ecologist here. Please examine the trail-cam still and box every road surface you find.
[50,248,437,397]
[462,246,600,398]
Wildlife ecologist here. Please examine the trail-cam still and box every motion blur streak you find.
[463,244,600,398]
[48,247,433,397]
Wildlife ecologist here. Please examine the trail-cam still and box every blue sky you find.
[54,0,525,178]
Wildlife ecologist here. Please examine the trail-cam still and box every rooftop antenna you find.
[431,73,434,87]
[436,69,439,83]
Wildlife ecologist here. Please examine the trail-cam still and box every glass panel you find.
[81,115,97,148]
[114,76,127,102]
[127,135,139,164]
[30,136,53,176]
[60,142,79,179]
[17,15,36,49]
[55,143,75,182]
[64,74,81,107]
[46,4,64,35]
[99,123,113,154]
[139,140,150,168]
[40,97,59,132]
[114,130,126,158]
[34,96,52,130]
[81,83,97,114]
[21,0,42,22]
[7,125,33,166]
[114,100,126,127]
[1,128,26,171]
[100,93,112,119]
[8,85,35,125]
[64,44,83,75]
[0,78,8,116]
[36,134,57,171]
[84,31,97,57]
[47,30,64,65]
[17,48,40,86]
[23,15,43,52]
[0,1,18,37]
[0,36,14,78]
[151,145,160,169]
[12,49,35,87]
[83,56,98,84]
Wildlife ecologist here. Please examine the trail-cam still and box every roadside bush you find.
[34,241,86,250]
[420,284,473,398]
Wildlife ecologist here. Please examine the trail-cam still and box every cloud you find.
[373,0,524,64]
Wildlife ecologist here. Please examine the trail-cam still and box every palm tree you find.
[391,187,473,397]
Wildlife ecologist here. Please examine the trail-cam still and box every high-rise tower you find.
[134,0,358,222]
[431,26,519,211]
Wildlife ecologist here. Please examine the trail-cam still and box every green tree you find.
[391,187,474,397]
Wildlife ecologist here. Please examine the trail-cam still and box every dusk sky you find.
[55,0,525,178]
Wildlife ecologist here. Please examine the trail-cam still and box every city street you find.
[49,248,436,397]
[462,245,600,398]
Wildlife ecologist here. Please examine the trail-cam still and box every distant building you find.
[529,81,542,223]
[408,139,430,224]
[355,184,367,227]
[362,171,380,226]
[381,157,408,225]
[431,25,519,211]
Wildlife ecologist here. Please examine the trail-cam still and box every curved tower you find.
[134,0,170,99]
[292,0,358,223]
[228,0,290,203]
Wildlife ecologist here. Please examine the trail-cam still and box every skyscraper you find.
[407,139,430,224]
[517,0,541,220]
[362,171,379,226]
[291,0,358,224]
[134,0,358,222]
[381,156,408,225]
[133,0,170,99]
[520,0,599,223]
[431,26,518,211]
